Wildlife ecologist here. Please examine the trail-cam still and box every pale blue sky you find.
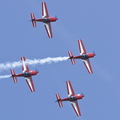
[0,0,120,120]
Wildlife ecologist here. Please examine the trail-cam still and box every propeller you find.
[93,51,96,55]
[36,69,39,73]
[81,93,85,97]
[55,15,58,19]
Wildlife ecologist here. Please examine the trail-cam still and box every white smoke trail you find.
[0,61,22,71]
[26,57,69,65]
[0,56,69,71]
[0,75,11,79]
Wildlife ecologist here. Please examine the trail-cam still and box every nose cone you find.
[54,16,58,21]
[77,94,84,99]
[81,95,84,99]
[36,71,39,74]
[55,18,58,21]
[90,53,96,57]
[35,70,39,75]
[93,53,96,57]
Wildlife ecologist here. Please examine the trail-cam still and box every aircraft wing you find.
[78,40,87,55]
[21,57,30,73]
[44,22,53,38]
[70,101,81,116]
[82,59,93,74]
[42,2,49,18]
[25,77,35,92]
[66,81,75,97]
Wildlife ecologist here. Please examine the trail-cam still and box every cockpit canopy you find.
[69,96,76,101]
[24,72,30,76]
[43,18,50,22]
[81,54,88,59]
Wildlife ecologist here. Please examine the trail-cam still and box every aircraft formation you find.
[1,2,96,117]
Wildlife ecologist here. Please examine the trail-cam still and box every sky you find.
[0,0,120,120]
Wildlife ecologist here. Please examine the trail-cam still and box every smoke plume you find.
[0,56,69,71]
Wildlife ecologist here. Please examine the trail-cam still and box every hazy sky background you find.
[0,0,120,120]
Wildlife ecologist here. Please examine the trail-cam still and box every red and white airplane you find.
[56,81,84,116]
[30,2,58,38]
[68,39,96,74]
[10,57,38,92]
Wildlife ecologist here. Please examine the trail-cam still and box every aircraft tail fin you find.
[30,13,36,27]
[68,51,76,65]
[10,69,18,83]
[55,93,63,108]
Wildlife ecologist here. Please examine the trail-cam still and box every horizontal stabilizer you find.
[55,93,63,108]
[30,13,36,27]
[68,51,76,65]
[10,69,18,83]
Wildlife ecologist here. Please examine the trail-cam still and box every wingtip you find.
[21,57,26,61]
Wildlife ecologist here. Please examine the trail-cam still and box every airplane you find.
[55,81,84,116]
[10,57,38,92]
[30,2,58,38]
[68,39,96,74]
